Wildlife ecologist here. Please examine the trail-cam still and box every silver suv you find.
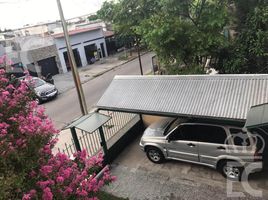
[140,117,263,180]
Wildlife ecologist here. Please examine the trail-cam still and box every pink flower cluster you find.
[23,151,115,200]
[0,69,57,156]
[0,69,115,199]
[0,54,13,66]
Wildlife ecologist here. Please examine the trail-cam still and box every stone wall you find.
[26,45,63,74]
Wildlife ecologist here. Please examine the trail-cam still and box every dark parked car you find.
[19,76,58,103]
[32,77,58,103]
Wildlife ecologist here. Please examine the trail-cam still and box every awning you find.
[97,75,268,121]
[245,103,268,129]
[65,112,111,133]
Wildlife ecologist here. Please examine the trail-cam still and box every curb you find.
[57,51,151,94]
[91,50,150,78]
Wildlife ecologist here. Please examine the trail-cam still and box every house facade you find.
[0,35,62,77]
[53,26,108,73]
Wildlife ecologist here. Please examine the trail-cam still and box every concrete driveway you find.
[104,133,268,200]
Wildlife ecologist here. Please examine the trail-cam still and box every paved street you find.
[44,52,155,129]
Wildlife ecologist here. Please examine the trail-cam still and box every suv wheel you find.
[219,161,243,181]
[146,147,164,164]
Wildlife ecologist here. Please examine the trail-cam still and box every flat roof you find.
[53,26,102,38]
[97,75,268,122]
[65,112,111,133]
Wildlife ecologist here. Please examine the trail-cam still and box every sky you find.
[0,0,105,29]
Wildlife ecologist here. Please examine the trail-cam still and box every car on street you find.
[140,117,263,180]
[32,77,58,103]
[19,76,58,103]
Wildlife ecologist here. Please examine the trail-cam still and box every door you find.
[63,49,82,71]
[165,124,199,162]
[197,125,228,166]
[37,57,59,77]
[84,44,97,64]
[73,49,82,67]
[100,43,106,57]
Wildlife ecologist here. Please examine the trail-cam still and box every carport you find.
[97,75,268,125]
[96,74,268,168]
[96,75,268,199]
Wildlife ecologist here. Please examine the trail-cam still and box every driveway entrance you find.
[104,132,268,200]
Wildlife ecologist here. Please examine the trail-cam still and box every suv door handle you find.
[217,146,226,150]
[187,143,195,147]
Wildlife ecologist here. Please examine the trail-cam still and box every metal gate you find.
[56,111,140,160]
[38,56,59,76]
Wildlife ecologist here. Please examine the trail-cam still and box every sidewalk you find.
[53,50,150,94]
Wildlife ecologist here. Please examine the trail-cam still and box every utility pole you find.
[56,0,88,115]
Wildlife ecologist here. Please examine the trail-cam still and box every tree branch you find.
[196,0,207,22]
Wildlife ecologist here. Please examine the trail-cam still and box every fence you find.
[57,111,137,157]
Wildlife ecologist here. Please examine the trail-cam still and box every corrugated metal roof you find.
[96,75,268,121]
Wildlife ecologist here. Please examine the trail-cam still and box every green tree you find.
[98,0,162,74]
[98,0,161,43]
[137,0,230,74]
[97,0,267,74]
[97,1,117,24]
[216,1,268,73]
[87,14,98,21]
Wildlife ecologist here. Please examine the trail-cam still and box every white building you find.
[53,26,108,73]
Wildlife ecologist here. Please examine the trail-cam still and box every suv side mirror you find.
[167,137,171,143]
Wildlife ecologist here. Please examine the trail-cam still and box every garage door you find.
[37,57,59,77]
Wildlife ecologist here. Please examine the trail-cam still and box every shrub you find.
[0,69,115,199]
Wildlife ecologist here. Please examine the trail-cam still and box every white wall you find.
[54,28,107,73]
[0,34,4,40]
[14,25,49,36]
[15,36,54,51]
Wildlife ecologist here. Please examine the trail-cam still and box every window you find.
[164,118,181,135]
[198,125,227,144]
[168,124,227,144]
[168,127,184,141]
[168,125,200,142]
[33,78,45,88]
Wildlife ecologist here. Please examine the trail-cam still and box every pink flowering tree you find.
[0,69,115,199]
